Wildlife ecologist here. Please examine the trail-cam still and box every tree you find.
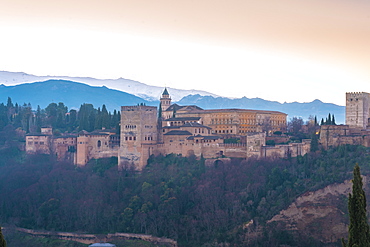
[101,104,110,129]
[310,133,319,152]
[342,164,370,247]
[288,117,303,135]
[320,118,324,126]
[327,113,332,125]
[0,226,6,247]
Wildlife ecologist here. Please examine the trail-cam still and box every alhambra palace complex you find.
[26,90,370,170]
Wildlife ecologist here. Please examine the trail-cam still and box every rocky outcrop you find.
[267,177,369,243]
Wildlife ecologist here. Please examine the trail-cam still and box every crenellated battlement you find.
[346,92,370,98]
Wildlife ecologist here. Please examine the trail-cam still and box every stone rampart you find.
[11,227,177,246]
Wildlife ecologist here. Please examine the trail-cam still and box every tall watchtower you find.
[346,92,370,129]
[119,105,158,170]
[160,88,171,116]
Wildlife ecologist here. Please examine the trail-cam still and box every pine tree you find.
[0,226,6,247]
[342,164,370,247]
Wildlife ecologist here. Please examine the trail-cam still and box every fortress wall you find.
[53,137,77,162]
[245,132,266,158]
[261,141,311,159]
[224,146,247,158]
[85,135,119,160]
[319,125,351,148]
[319,124,370,148]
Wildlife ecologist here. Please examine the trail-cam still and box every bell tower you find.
[160,88,171,117]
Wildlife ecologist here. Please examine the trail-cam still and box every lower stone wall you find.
[11,227,177,247]
[319,125,370,148]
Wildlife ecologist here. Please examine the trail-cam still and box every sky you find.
[0,0,370,106]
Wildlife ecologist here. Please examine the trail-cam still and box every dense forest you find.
[0,97,121,135]
[0,97,357,246]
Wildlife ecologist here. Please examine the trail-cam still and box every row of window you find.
[28,141,45,145]
[211,119,285,125]
[213,130,233,134]
[124,136,137,141]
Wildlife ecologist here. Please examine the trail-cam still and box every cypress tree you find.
[0,226,6,247]
[310,133,319,152]
[342,164,370,247]
[101,104,110,129]
[158,102,162,119]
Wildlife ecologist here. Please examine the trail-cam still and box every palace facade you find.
[27,88,311,170]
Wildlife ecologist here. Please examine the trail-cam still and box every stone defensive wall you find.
[320,125,370,148]
[261,140,311,159]
[220,143,248,158]
[10,227,177,246]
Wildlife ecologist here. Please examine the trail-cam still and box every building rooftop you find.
[182,122,211,129]
[164,117,201,121]
[164,130,192,136]
[162,87,169,96]
[187,135,221,140]
[165,104,203,112]
[26,133,50,136]
[178,108,287,115]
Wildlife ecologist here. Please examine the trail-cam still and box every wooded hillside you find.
[0,141,369,246]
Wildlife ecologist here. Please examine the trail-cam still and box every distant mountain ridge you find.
[178,94,345,124]
[0,80,155,110]
[0,71,219,101]
[0,71,345,123]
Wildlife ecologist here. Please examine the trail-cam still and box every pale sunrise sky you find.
[0,0,370,105]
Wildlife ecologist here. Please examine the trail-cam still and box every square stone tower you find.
[346,92,370,129]
[119,105,158,170]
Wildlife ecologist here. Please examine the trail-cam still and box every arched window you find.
[97,140,101,148]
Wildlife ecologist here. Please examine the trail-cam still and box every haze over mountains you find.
[0,71,345,123]
[0,71,218,102]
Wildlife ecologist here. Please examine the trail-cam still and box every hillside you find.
[0,137,369,246]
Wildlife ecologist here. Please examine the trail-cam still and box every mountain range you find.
[0,71,218,102]
[0,71,345,123]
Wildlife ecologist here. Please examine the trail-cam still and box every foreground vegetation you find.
[1,141,370,246]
